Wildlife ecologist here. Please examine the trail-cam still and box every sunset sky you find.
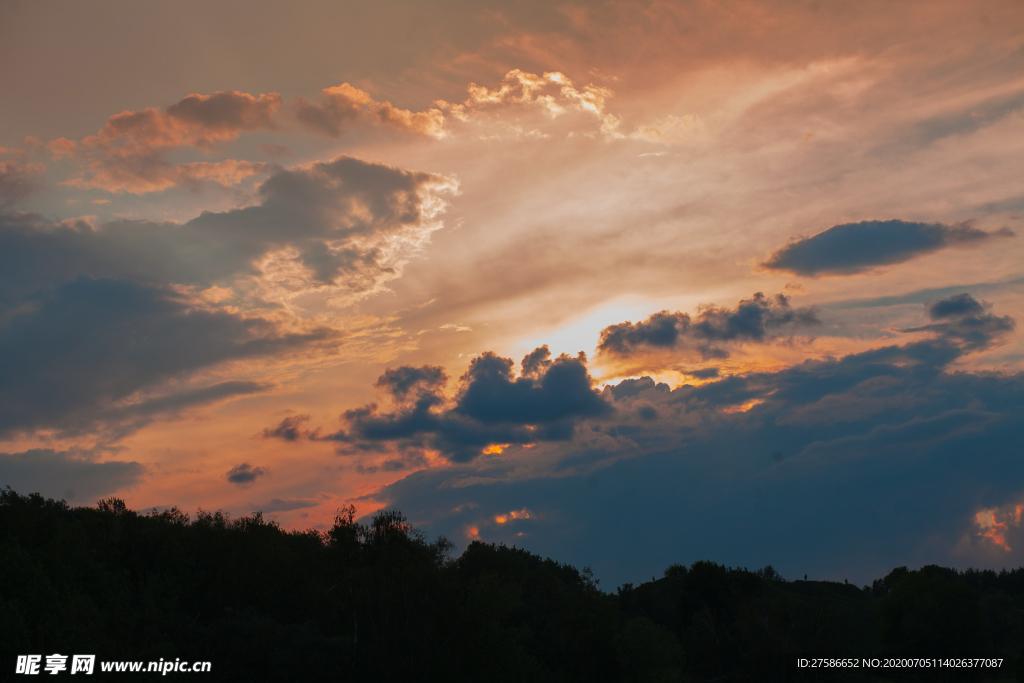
[2,0,1023,587]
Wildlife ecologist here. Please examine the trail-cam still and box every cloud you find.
[457,69,613,119]
[0,158,45,207]
[45,70,699,196]
[370,296,1022,588]
[226,463,269,485]
[929,293,984,318]
[607,377,671,401]
[260,414,311,442]
[91,380,269,443]
[64,158,272,195]
[53,90,284,193]
[444,70,703,144]
[450,69,649,140]
[293,83,447,139]
[973,499,1024,552]
[284,346,612,462]
[626,114,706,144]
[0,155,455,309]
[826,276,1024,311]
[454,348,610,426]
[902,293,1015,352]
[108,380,268,417]
[0,449,145,503]
[0,277,331,437]
[354,452,430,475]
[163,90,283,143]
[598,292,818,359]
[291,69,634,143]
[0,154,453,438]
[375,365,448,399]
[762,220,1014,276]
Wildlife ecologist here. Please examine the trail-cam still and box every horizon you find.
[1,0,1023,590]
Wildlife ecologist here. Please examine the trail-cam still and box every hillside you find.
[2,488,1022,682]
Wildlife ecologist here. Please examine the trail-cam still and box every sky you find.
[1,0,1023,588]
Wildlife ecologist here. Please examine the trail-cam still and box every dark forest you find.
[2,488,1023,682]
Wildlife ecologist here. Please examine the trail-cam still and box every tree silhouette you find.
[2,487,1022,682]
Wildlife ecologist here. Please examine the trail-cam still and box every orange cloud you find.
[293,83,447,139]
[164,91,283,147]
[624,114,707,144]
[64,158,271,195]
[975,504,1024,551]
[447,69,615,122]
[92,91,283,154]
[55,90,283,194]
[494,508,531,524]
[721,399,764,414]
[292,70,639,143]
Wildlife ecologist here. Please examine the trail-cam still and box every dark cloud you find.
[636,404,659,421]
[0,155,451,307]
[903,293,1015,351]
[455,349,609,426]
[598,292,818,358]
[92,381,269,443]
[0,277,333,437]
[0,449,145,503]
[0,154,452,437]
[226,463,269,486]
[827,276,1024,311]
[601,311,683,351]
[375,366,448,400]
[520,346,554,378]
[666,295,1014,415]
[108,381,268,419]
[694,293,819,340]
[355,452,429,475]
[260,415,311,442]
[607,376,670,401]
[372,297,1022,589]
[929,292,984,318]
[305,348,612,462]
[762,219,1014,276]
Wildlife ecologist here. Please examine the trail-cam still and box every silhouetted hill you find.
[1,488,1022,682]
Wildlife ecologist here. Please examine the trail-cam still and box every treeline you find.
[1,488,1023,682]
